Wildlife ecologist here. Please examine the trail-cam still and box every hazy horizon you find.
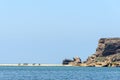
[0,0,120,63]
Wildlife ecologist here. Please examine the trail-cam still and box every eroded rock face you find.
[96,38,120,57]
[86,38,120,66]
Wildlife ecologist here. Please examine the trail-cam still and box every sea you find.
[0,66,120,80]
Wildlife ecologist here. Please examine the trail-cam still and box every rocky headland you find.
[63,38,120,67]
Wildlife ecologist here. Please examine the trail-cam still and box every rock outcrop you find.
[86,38,120,67]
[62,38,120,67]
[62,57,82,66]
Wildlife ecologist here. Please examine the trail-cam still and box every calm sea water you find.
[0,66,120,80]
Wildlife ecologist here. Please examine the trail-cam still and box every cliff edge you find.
[86,38,120,67]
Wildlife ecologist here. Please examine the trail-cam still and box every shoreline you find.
[0,63,119,67]
[0,64,72,67]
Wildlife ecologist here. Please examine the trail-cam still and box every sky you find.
[0,0,120,64]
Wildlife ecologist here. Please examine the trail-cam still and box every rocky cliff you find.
[86,38,120,67]
[62,38,120,67]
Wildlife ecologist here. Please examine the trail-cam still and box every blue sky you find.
[0,0,120,63]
